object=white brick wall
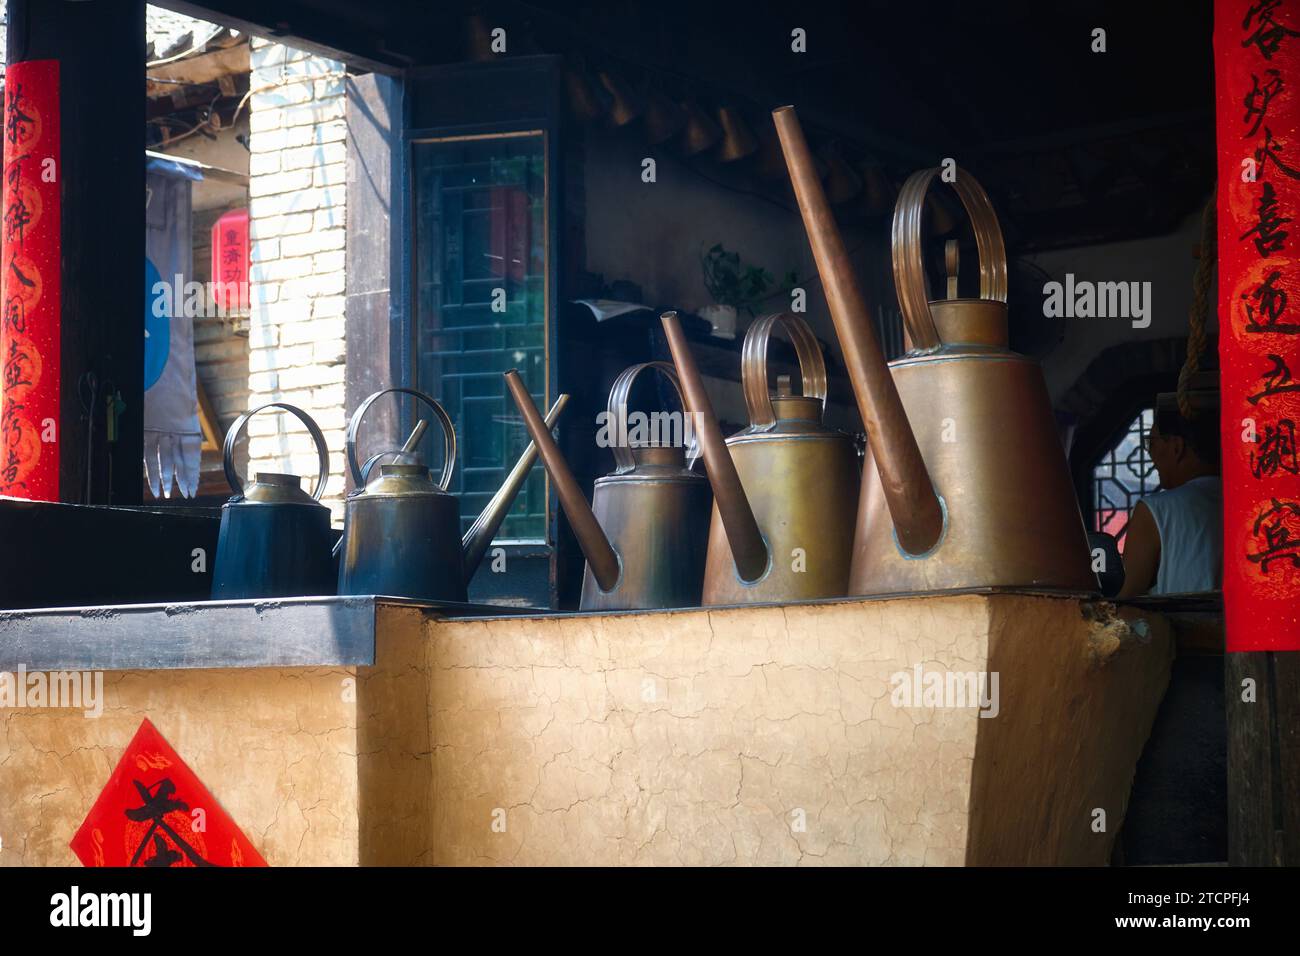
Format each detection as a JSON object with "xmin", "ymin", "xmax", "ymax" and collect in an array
[{"xmin": 246, "ymin": 38, "xmax": 349, "ymax": 524}]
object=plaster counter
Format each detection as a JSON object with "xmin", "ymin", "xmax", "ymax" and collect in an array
[{"xmin": 0, "ymin": 591, "xmax": 1173, "ymax": 866}]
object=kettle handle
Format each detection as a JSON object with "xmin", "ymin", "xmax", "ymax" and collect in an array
[
  {"xmin": 740, "ymin": 312, "xmax": 828, "ymax": 430},
  {"xmin": 346, "ymin": 387, "xmax": 457, "ymax": 490},
  {"xmin": 891, "ymin": 167, "xmax": 1007, "ymax": 352},
  {"xmin": 222, "ymin": 402, "xmax": 330, "ymax": 500},
  {"xmin": 606, "ymin": 361, "xmax": 698, "ymax": 473}
]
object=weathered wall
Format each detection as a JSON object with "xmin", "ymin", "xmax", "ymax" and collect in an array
[
  {"xmin": 967, "ymin": 598, "xmax": 1175, "ymax": 864},
  {"xmin": 0, "ymin": 667, "xmax": 359, "ymax": 866},
  {"xmin": 0, "ymin": 595, "xmax": 1173, "ymax": 867},
  {"xmin": 416, "ymin": 597, "xmax": 987, "ymax": 865}
]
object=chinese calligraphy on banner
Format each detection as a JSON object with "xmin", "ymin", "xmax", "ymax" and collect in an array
[
  {"xmin": 70, "ymin": 718, "xmax": 267, "ymax": 867},
  {"xmin": 1217, "ymin": 0, "xmax": 1300, "ymax": 650},
  {"xmin": 0, "ymin": 60, "xmax": 61, "ymax": 501},
  {"xmin": 210, "ymin": 206, "xmax": 248, "ymax": 312}
]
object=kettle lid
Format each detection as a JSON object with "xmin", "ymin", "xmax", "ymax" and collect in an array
[
  {"xmin": 240, "ymin": 472, "xmax": 322, "ymax": 506},
  {"xmin": 358, "ymin": 461, "xmax": 447, "ymax": 497}
]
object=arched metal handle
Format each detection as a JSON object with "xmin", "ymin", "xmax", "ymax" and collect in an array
[
  {"xmin": 741, "ymin": 312, "xmax": 828, "ymax": 430},
  {"xmin": 606, "ymin": 361, "xmax": 697, "ymax": 472},
  {"xmin": 222, "ymin": 402, "xmax": 330, "ymax": 499},
  {"xmin": 891, "ymin": 167, "xmax": 1007, "ymax": 352},
  {"xmin": 346, "ymin": 387, "xmax": 457, "ymax": 490}
]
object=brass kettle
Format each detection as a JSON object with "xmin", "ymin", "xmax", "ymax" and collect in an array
[
  {"xmin": 661, "ymin": 310, "xmax": 861, "ymax": 604},
  {"xmin": 337, "ymin": 386, "xmax": 567, "ymax": 603},
  {"xmin": 773, "ymin": 105, "xmax": 1096, "ymax": 594},
  {"xmin": 211, "ymin": 402, "xmax": 336, "ymax": 599},
  {"xmin": 505, "ymin": 364, "xmax": 712, "ymax": 610}
]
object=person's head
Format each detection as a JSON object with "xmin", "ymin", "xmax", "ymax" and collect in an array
[{"xmin": 1148, "ymin": 406, "xmax": 1220, "ymax": 488}]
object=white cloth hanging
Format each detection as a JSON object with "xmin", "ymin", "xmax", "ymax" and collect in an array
[{"xmin": 144, "ymin": 160, "xmax": 203, "ymax": 498}]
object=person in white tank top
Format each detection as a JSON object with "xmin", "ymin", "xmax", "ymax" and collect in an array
[{"xmin": 1118, "ymin": 405, "xmax": 1221, "ymax": 597}]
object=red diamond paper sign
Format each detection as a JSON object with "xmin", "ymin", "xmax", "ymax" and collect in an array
[{"xmin": 70, "ymin": 718, "xmax": 266, "ymax": 867}]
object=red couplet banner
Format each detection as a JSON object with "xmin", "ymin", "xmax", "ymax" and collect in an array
[
  {"xmin": 1216, "ymin": 0, "xmax": 1300, "ymax": 650},
  {"xmin": 0, "ymin": 60, "xmax": 61, "ymax": 501}
]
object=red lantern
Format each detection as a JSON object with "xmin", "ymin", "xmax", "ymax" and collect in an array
[{"xmin": 211, "ymin": 207, "xmax": 249, "ymax": 312}]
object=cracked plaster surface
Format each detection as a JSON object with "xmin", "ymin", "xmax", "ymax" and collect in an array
[
  {"xmin": 417, "ymin": 596, "xmax": 991, "ymax": 866},
  {"xmin": 0, "ymin": 667, "xmax": 359, "ymax": 866},
  {"xmin": 0, "ymin": 595, "xmax": 1171, "ymax": 867}
]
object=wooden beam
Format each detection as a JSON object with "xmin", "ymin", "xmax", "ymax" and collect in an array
[{"xmin": 155, "ymin": 0, "xmax": 412, "ymax": 75}]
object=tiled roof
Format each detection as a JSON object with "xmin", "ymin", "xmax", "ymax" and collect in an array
[{"xmin": 146, "ymin": 5, "xmax": 229, "ymax": 63}]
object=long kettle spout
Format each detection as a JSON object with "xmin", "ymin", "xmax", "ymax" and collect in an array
[
  {"xmin": 503, "ymin": 371, "xmax": 620, "ymax": 591},
  {"xmin": 772, "ymin": 105, "xmax": 944, "ymax": 556},
  {"xmin": 461, "ymin": 390, "xmax": 571, "ymax": 584},
  {"xmin": 660, "ymin": 311, "xmax": 768, "ymax": 582}
]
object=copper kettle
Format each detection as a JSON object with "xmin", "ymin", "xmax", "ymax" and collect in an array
[
  {"xmin": 773, "ymin": 105, "xmax": 1096, "ymax": 594},
  {"xmin": 660, "ymin": 310, "xmax": 861, "ymax": 604},
  {"xmin": 504, "ymin": 364, "xmax": 712, "ymax": 610},
  {"xmin": 337, "ymin": 386, "xmax": 567, "ymax": 602}
]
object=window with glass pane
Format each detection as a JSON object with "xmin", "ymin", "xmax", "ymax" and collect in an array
[
  {"xmin": 412, "ymin": 132, "xmax": 548, "ymax": 541},
  {"xmin": 1092, "ymin": 407, "xmax": 1159, "ymax": 549}
]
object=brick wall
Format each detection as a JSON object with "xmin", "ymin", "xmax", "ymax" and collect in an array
[{"xmin": 245, "ymin": 37, "xmax": 349, "ymax": 523}]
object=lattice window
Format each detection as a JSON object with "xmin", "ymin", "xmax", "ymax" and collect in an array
[
  {"xmin": 412, "ymin": 131, "xmax": 549, "ymax": 542},
  {"xmin": 1092, "ymin": 407, "xmax": 1159, "ymax": 548}
]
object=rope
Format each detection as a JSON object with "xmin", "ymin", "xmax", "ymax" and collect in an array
[{"xmin": 1178, "ymin": 186, "xmax": 1216, "ymax": 420}]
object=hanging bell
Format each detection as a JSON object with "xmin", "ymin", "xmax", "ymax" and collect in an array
[
  {"xmin": 859, "ymin": 163, "xmax": 894, "ymax": 216},
  {"xmin": 822, "ymin": 143, "xmax": 863, "ymax": 204},
  {"xmin": 715, "ymin": 106, "xmax": 758, "ymax": 163},
  {"xmin": 643, "ymin": 88, "xmax": 687, "ymax": 145},
  {"xmin": 599, "ymin": 72, "xmax": 643, "ymax": 127},
  {"xmin": 565, "ymin": 66, "xmax": 604, "ymax": 124},
  {"xmin": 680, "ymin": 100, "xmax": 722, "ymax": 156}
]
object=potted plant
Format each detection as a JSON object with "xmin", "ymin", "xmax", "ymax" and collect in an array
[{"xmin": 699, "ymin": 243, "xmax": 797, "ymax": 339}]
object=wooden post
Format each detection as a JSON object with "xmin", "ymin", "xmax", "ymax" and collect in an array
[
  {"xmin": 7, "ymin": 0, "xmax": 145, "ymax": 504},
  {"xmin": 343, "ymin": 73, "xmax": 400, "ymax": 487},
  {"xmin": 1226, "ymin": 652, "xmax": 1300, "ymax": 864}
]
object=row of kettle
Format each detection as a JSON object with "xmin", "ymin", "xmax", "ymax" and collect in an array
[
  {"xmin": 511, "ymin": 105, "xmax": 1099, "ymax": 609},
  {"xmin": 209, "ymin": 385, "xmax": 567, "ymax": 602},
  {"xmin": 212, "ymin": 104, "xmax": 1099, "ymax": 609}
]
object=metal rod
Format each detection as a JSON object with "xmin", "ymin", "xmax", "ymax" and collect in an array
[
  {"xmin": 461, "ymin": 392, "xmax": 570, "ymax": 582},
  {"xmin": 400, "ymin": 418, "xmax": 428, "ymax": 457},
  {"xmin": 772, "ymin": 105, "xmax": 944, "ymax": 555},
  {"xmin": 503, "ymin": 371, "xmax": 620, "ymax": 592},
  {"xmin": 660, "ymin": 311, "xmax": 768, "ymax": 582}
]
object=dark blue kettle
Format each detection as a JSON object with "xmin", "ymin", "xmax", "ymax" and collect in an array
[{"xmin": 211, "ymin": 402, "xmax": 336, "ymax": 599}]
